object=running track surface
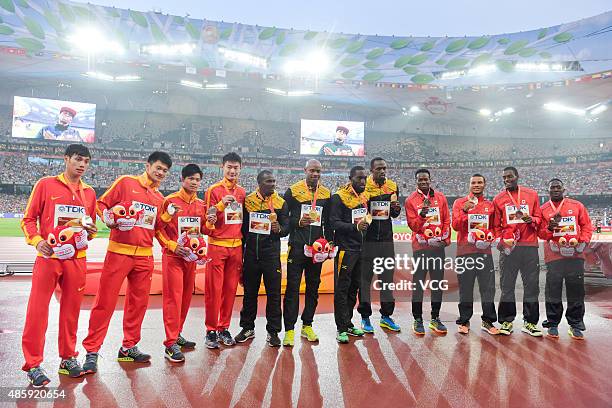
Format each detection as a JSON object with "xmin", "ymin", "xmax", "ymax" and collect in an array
[{"xmin": 1, "ymin": 238, "xmax": 612, "ymax": 407}]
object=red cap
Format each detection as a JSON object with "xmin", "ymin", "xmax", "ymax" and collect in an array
[
  {"xmin": 60, "ymin": 107, "xmax": 77, "ymax": 117},
  {"xmin": 336, "ymin": 125, "xmax": 349, "ymax": 134}
]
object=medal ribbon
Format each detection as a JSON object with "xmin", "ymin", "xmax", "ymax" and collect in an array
[
  {"xmin": 506, "ymin": 187, "xmax": 522, "ymax": 212},
  {"xmin": 548, "ymin": 198, "xmax": 565, "ymax": 217},
  {"xmin": 416, "ymin": 187, "xmax": 431, "ymax": 205},
  {"xmin": 64, "ymin": 174, "xmax": 87, "ymax": 209},
  {"xmin": 256, "ymin": 189, "xmax": 275, "ymax": 213},
  {"xmin": 305, "ymin": 180, "xmax": 320, "ymax": 211},
  {"xmin": 349, "ymin": 184, "xmax": 368, "ymax": 210},
  {"xmin": 222, "ymin": 178, "xmax": 237, "ymax": 196}
]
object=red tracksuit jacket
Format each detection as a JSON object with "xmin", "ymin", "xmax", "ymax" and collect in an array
[
  {"xmin": 492, "ymin": 186, "xmax": 542, "ymax": 246},
  {"xmin": 452, "ymin": 195, "xmax": 496, "ymax": 256},
  {"xmin": 538, "ymin": 198, "xmax": 593, "ymax": 263},
  {"xmin": 97, "ymin": 172, "xmax": 171, "ymax": 256},
  {"xmin": 404, "ymin": 189, "xmax": 451, "ymax": 252},
  {"xmin": 204, "ymin": 178, "xmax": 246, "ymax": 247},
  {"xmin": 157, "ymin": 188, "xmax": 207, "ymax": 255},
  {"xmin": 21, "ymin": 173, "xmax": 97, "ymax": 258}
]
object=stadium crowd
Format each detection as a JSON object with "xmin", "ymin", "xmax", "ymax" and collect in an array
[
  {"xmin": 1, "ymin": 153, "xmax": 610, "ymax": 195},
  {"xmin": 0, "ymin": 153, "xmax": 610, "ymax": 225}
]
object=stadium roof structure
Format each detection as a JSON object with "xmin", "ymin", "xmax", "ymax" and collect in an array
[{"xmin": 0, "ymin": 0, "xmax": 610, "ymax": 87}]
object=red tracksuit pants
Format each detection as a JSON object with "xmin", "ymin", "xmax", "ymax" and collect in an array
[
  {"xmin": 162, "ymin": 254, "xmax": 196, "ymax": 347},
  {"xmin": 22, "ymin": 257, "xmax": 87, "ymax": 371},
  {"xmin": 205, "ymin": 244, "xmax": 242, "ymax": 331},
  {"xmin": 82, "ymin": 252, "xmax": 153, "ymax": 352}
]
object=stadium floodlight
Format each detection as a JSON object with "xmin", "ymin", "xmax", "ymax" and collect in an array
[
  {"xmin": 502, "ymin": 107, "xmax": 515, "ymax": 114},
  {"xmin": 479, "ymin": 109, "xmax": 491, "ymax": 116},
  {"xmin": 205, "ymin": 83, "xmax": 228, "ymax": 89},
  {"xmin": 265, "ymin": 87, "xmax": 287, "ymax": 96},
  {"xmin": 218, "ymin": 47, "xmax": 267, "ymax": 69},
  {"xmin": 142, "ymin": 43, "xmax": 196, "ymax": 56},
  {"xmin": 287, "ymin": 90, "xmax": 314, "ymax": 97},
  {"xmin": 84, "ymin": 71, "xmax": 114, "ymax": 81},
  {"xmin": 543, "ymin": 103, "xmax": 585, "ymax": 116},
  {"xmin": 114, "ymin": 75, "xmax": 142, "ymax": 82},
  {"xmin": 439, "ymin": 71, "xmax": 463, "ymax": 80},
  {"xmin": 180, "ymin": 79, "xmax": 204, "ymax": 89},
  {"xmin": 283, "ymin": 50, "xmax": 330, "ymax": 75},
  {"xmin": 68, "ymin": 27, "xmax": 124, "ymax": 55},
  {"xmin": 589, "ymin": 104, "xmax": 608, "ymax": 116},
  {"xmin": 469, "ymin": 64, "xmax": 497, "ymax": 76},
  {"xmin": 410, "ymin": 106, "xmax": 420, "ymax": 113},
  {"xmin": 516, "ymin": 62, "xmax": 574, "ymax": 72}
]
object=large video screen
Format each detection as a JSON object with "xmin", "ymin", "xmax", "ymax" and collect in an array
[
  {"xmin": 300, "ymin": 119, "xmax": 365, "ymax": 156},
  {"xmin": 12, "ymin": 96, "xmax": 96, "ymax": 143}
]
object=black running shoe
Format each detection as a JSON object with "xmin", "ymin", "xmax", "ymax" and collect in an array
[
  {"xmin": 235, "ymin": 328, "xmax": 256, "ymax": 343},
  {"xmin": 27, "ymin": 367, "xmax": 50, "ymax": 388},
  {"xmin": 117, "ymin": 346, "xmax": 151, "ymax": 363},
  {"xmin": 58, "ymin": 357, "xmax": 85, "ymax": 378},
  {"xmin": 205, "ymin": 330, "xmax": 219, "ymax": 349},
  {"xmin": 177, "ymin": 334, "xmax": 196, "ymax": 349},
  {"xmin": 218, "ymin": 329, "xmax": 236, "ymax": 346},
  {"xmin": 266, "ymin": 332, "xmax": 281, "ymax": 347},
  {"xmin": 164, "ymin": 343, "xmax": 185, "ymax": 362},
  {"xmin": 83, "ymin": 352, "xmax": 98, "ymax": 374}
]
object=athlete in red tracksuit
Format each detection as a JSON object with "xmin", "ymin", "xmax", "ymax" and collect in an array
[
  {"xmin": 451, "ymin": 174, "xmax": 499, "ymax": 335},
  {"xmin": 156, "ymin": 164, "xmax": 208, "ymax": 362},
  {"xmin": 404, "ymin": 168, "xmax": 451, "ymax": 335},
  {"xmin": 20, "ymin": 144, "xmax": 97, "ymax": 387},
  {"xmin": 538, "ymin": 178, "xmax": 592, "ymax": 339},
  {"xmin": 82, "ymin": 152, "xmax": 174, "ymax": 373},
  {"xmin": 492, "ymin": 166, "xmax": 543, "ymax": 336},
  {"xmin": 203, "ymin": 152, "xmax": 246, "ymax": 349}
]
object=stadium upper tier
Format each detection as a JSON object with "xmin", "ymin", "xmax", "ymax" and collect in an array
[
  {"xmin": 0, "ymin": 0, "xmax": 610, "ymax": 87},
  {"xmin": 1, "ymin": 108, "xmax": 609, "ymax": 162}
]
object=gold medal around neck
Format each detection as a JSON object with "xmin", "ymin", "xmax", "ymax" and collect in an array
[
  {"xmin": 308, "ymin": 209, "xmax": 318, "ymax": 219},
  {"xmin": 364, "ymin": 214, "xmax": 373, "ymax": 224},
  {"xmin": 268, "ymin": 212, "xmax": 277, "ymax": 222}
]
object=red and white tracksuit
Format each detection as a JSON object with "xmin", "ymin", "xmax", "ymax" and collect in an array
[
  {"xmin": 83, "ymin": 173, "xmax": 171, "ymax": 353},
  {"xmin": 492, "ymin": 186, "xmax": 543, "ymax": 247},
  {"xmin": 452, "ymin": 195, "xmax": 496, "ymax": 256},
  {"xmin": 538, "ymin": 198, "xmax": 593, "ymax": 263},
  {"xmin": 156, "ymin": 188, "xmax": 206, "ymax": 347},
  {"xmin": 203, "ymin": 178, "xmax": 246, "ymax": 331},
  {"xmin": 404, "ymin": 189, "xmax": 451, "ymax": 252},
  {"xmin": 20, "ymin": 173, "xmax": 97, "ymax": 371}
]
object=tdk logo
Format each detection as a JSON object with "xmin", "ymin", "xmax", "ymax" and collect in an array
[
  {"xmin": 180, "ymin": 217, "xmax": 200, "ymax": 223},
  {"xmin": 134, "ymin": 202, "xmax": 156, "ymax": 212},
  {"xmin": 58, "ymin": 205, "xmax": 85, "ymax": 214},
  {"xmin": 472, "ymin": 214, "xmax": 488, "ymax": 220}
]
